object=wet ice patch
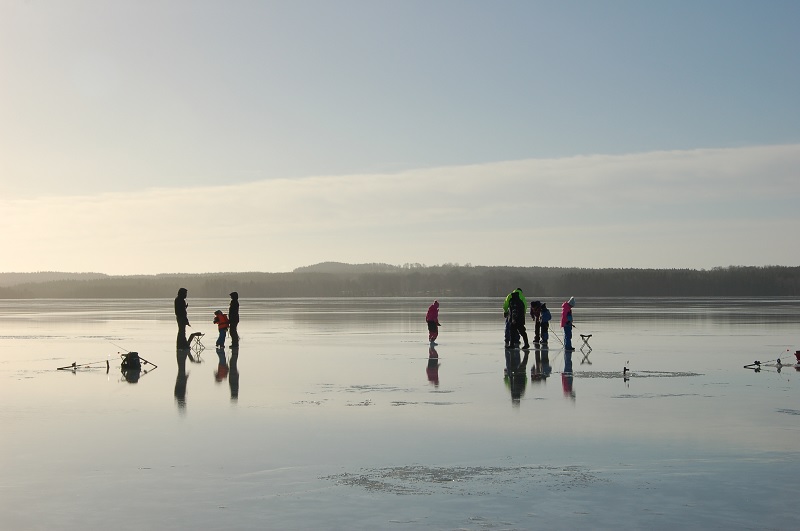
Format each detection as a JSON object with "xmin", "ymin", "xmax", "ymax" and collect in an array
[
  {"xmin": 612, "ymin": 393, "xmax": 706, "ymax": 399},
  {"xmin": 577, "ymin": 370, "xmax": 702, "ymax": 379},
  {"xmin": 390, "ymin": 401, "xmax": 461, "ymax": 406},
  {"xmin": 346, "ymin": 399, "xmax": 373, "ymax": 407},
  {"xmin": 323, "ymin": 464, "xmax": 605, "ymax": 495},
  {"xmin": 293, "ymin": 400, "xmax": 328, "ymax": 406}
]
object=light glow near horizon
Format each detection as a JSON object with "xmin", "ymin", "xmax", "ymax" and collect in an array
[{"xmin": 1, "ymin": 1, "xmax": 798, "ymax": 275}]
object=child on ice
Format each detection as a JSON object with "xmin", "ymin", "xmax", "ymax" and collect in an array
[{"xmin": 213, "ymin": 310, "xmax": 229, "ymax": 348}]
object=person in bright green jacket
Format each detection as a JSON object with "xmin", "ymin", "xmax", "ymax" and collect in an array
[{"xmin": 503, "ymin": 288, "xmax": 528, "ymax": 348}]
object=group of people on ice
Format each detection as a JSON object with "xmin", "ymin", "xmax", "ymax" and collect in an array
[
  {"xmin": 424, "ymin": 289, "xmax": 576, "ymax": 350},
  {"xmin": 174, "ymin": 288, "xmax": 240, "ymax": 350},
  {"xmin": 503, "ymin": 288, "xmax": 574, "ymax": 350}
]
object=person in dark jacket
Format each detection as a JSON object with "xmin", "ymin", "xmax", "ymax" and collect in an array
[
  {"xmin": 508, "ymin": 290, "xmax": 530, "ymax": 349},
  {"xmin": 503, "ymin": 288, "xmax": 527, "ymax": 347},
  {"xmin": 228, "ymin": 292, "xmax": 240, "ymax": 348},
  {"xmin": 174, "ymin": 288, "xmax": 190, "ymax": 349},
  {"xmin": 539, "ymin": 303, "xmax": 552, "ymax": 344},
  {"xmin": 530, "ymin": 300, "xmax": 542, "ymax": 343}
]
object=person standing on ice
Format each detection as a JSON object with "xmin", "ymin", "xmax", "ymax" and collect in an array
[
  {"xmin": 213, "ymin": 310, "xmax": 229, "ymax": 349},
  {"xmin": 174, "ymin": 287, "xmax": 191, "ymax": 349},
  {"xmin": 503, "ymin": 288, "xmax": 527, "ymax": 347},
  {"xmin": 561, "ymin": 296, "xmax": 575, "ymax": 351},
  {"xmin": 508, "ymin": 290, "xmax": 530, "ymax": 349},
  {"xmin": 530, "ymin": 300, "xmax": 542, "ymax": 343},
  {"xmin": 539, "ymin": 303, "xmax": 552, "ymax": 344},
  {"xmin": 426, "ymin": 300, "xmax": 441, "ymax": 345},
  {"xmin": 228, "ymin": 292, "xmax": 240, "ymax": 348}
]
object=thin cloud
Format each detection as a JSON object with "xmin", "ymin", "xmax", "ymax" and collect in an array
[{"xmin": 1, "ymin": 144, "xmax": 798, "ymax": 274}]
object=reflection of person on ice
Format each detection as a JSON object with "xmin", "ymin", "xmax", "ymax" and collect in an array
[
  {"xmin": 561, "ymin": 296, "xmax": 575, "ymax": 350},
  {"xmin": 426, "ymin": 300, "xmax": 441, "ymax": 345}
]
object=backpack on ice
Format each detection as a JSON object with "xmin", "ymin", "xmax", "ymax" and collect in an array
[{"xmin": 120, "ymin": 352, "xmax": 141, "ymax": 371}]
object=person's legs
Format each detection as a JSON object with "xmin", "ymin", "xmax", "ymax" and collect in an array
[
  {"xmin": 229, "ymin": 322, "xmax": 239, "ymax": 347},
  {"xmin": 177, "ymin": 324, "xmax": 189, "ymax": 349},
  {"xmin": 217, "ymin": 329, "xmax": 227, "ymax": 347},
  {"xmin": 518, "ymin": 324, "xmax": 529, "ymax": 348},
  {"xmin": 564, "ymin": 325, "xmax": 573, "ymax": 350},
  {"xmin": 541, "ymin": 322, "xmax": 549, "ymax": 343},
  {"xmin": 509, "ymin": 321, "xmax": 520, "ymax": 346},
  {"xmin": 427, "ymin": 321, "xmax": 438, "ymax": 343},
  {"xmin": 534, "ymin": 320, "xmax": 541, "ymax": 343}
]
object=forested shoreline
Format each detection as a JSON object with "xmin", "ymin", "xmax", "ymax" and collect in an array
[{"xmin": 1, "ymin": 264, "xmax": 799, "ymax": 298}]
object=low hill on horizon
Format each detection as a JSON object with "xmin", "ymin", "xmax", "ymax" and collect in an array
[{"xmin": 292, "ymin": 261, "xmax": 402, "ymax": 274}]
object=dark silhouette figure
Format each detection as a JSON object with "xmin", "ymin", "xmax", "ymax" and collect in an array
[
  {"xmin": 503, "ymin": 288, "xmax": 526, "ymax": 347},
  {"xmin": 228, "ymin": 292, "xmax": 240, "ymax": 348},
  {"xmin": 426, "ymin": 345, "xmax": 440, "ymax": 387},
  {"xmin": 175, "ymin": 349, "xmax": 189, "ymax": 412},
  {"xmin": 174, "ymin": 288, "xmax": 191, "ymax": 349},
  {"xmin": 229, "ymin": 347, "xmax": 239, "ymax": 401},
  {"xmin": 530, "ymin": 300, "xmax": 542, "ymax": 343},
  {"xmin": 508, "ymin": 290, "xmax": 530, "ymax": 349}
]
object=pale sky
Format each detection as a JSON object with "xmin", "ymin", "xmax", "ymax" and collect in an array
[{"xmin": 1, "ymin": 1, "xmax": 798, "ymax": 274}]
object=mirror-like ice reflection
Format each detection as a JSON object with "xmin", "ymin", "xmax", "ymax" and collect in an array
[{"xmin": 0, "ymin": 297, "xmax": 798, "ymax": 530}]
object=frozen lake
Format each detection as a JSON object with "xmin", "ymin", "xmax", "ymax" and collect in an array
[{"xmin": 1, "ymin": 297, "xmax": 799, "ymax": 530}]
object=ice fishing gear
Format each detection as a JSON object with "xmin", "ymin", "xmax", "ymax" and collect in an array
[
  {"xmin": 57, "ymin": 360, "xmax": 110, "ymax": 372},
  {"xmin": 580, "ymin": 334, "xmax": 593, "ymax": 349},
  {"xmin": 188, "ymin": 331, "xmax": 205, "ymax": 353},
  {"xmin": 743, "ymin": 349, "xmax": 797, "ymax": 371},
  {"xmin": 550, "ymin": 329, "xmax": 565, "ymax": 347},
  {"xmin": 119, "ymin": 351, "xmax": 158, "ymax": 383},
  {"xmin": 119, "ymin": 352, "xmax": 158, "ymax": 370}
]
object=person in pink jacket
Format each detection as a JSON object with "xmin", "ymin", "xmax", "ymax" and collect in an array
[
  {"xmin": 561, "ymin": 296, "xmax": 575, "ymax": 350},
  {"xmin": 426, "ymin": 300, "xmax": 441, "ymax": 345}
]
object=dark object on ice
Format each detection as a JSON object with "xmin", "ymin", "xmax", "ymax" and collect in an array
[
  {"xmin": 121, "ymin": 352, "xmax": 142, "ymax": 371},
  {"xmin": 580, "ymin": 334, "xmax": 592, "ymax": 349},
  {"xmin": 188, "ymin": 331, "xmax": 205, "ymax": 353},
  {"xmin": 120, "ymin": 352, "xmax": 158, "ymax": 383},
  {"xmin": 57, "ymin": 360, "xmax": 110, "ymax": 372}
]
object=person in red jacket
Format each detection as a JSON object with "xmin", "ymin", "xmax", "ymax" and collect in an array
[
  {"xmin": 213, "ymin": 310, "xmax": 229, "ymax": 349},
  {"xmin": 425, "ymin": 300, "xmax": 441, "ymax": 345}
]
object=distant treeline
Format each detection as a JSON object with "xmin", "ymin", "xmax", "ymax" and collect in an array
[{"xmin": 1, "ymin": 263, "xmax": 799, "ymax": 298}]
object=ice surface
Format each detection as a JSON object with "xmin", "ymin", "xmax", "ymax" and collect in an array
[{"xmin": 0, "ymin": 297, "xmax": 798, "ymax": 530}]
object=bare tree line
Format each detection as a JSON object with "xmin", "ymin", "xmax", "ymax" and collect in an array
[{"xmin": 1, "ymin": 264, "xmax": 799, "ymax": 298}]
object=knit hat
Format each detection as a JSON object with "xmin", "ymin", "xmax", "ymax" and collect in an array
[{"xmin": 568, "ymin": 296, "xmax": 575, "ymax": 307}]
